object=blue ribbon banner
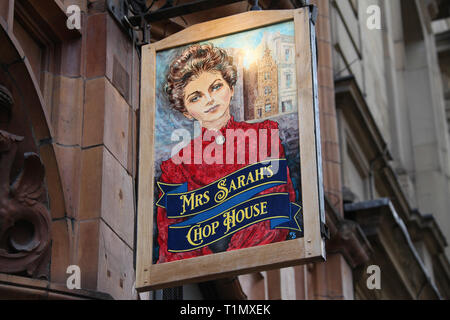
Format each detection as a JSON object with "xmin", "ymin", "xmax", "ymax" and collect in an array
[{"xmin": 157, "ymin": 159, "xmax": 302, "ymax": 252}]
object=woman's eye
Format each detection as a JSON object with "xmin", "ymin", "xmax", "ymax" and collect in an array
[
  {"xmin": 189, "ymin": 96, "xmax": 200, "ymax": 103},
  {"xmin": 211, "ymin": 83, "xmax": 223, "ymax": 91}
]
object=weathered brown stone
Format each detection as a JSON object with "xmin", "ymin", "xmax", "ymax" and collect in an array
[
  {"xmin": 320, "ymin": 113, "xmax": 339, "ymax": 145},
  {"xmin": 51, "ymin": 76, "xmax": 83, "ymax": 146},
  {"xmin": 266, "ymin": 270, "xmax": 282, "ymax": 300},
  {"xmin": 61, "ymin": 38, "xmax": 82, "ymax": 77},
  {"xmin": 85, "ymin": 13, "xmax": 107, "ymax": 78},
  {"xmin": 324, "ymin": 141, "xmax": 341, "ymax": 164},
  {"xmin": 97, "ymin": 220, "xmax": 136, "ymax": 300},
  {"xmin": 311, "ymin": 0, "xmax": 330, "ymax": 18},
  {"xmin": 50, "ymin": 219, "xmax": 73, "ymax": 283},
  {"xmin": 103, "ymin": 79, "xmax": 130, "ymax": 169},
  {"xmin": 106, "ymin": 14, "xmax": 133, "ymax": 105},
  {"xmin": 83, "ymin": 77, "xmax": 130, "ymax": 168},
  {"xmin": 101, "ymin": 148, "xmax": 134, "ymax": 247},
  {"xmin": 112, "ymin": 55, "xmax": 130, "ymax": 102},
  {"xmin": 316, "ymin": 14, "xmax": 331, "ymax": 43},
  {"xmin": 294, "ymin": 266, "xmax": 307, "ymax": 300},
  {"xmin": 317, "ymin": 39, "xmax": 333, "ymax": 69},
  {"xmin": 39, "ymin": 143, "xmax": 65, "ymax": 219},
  {"xmin": 6, "ymin": 62, "xmax": 51, "ymax": 141},
  {"xmin": 54, "ymin": 145, "xmax": 81, "ymax": 219},
  {"xmin": 41, "ymin": 72, "xmax": 54, "ymax": 118},
  {"xmin": 238, "ymin": 273, "xmax": 264, "ymax": 300},
  {"xmin": 323, "ymin": 160, "xmax": 341, "ymax": 193},
  {"xmin": 76, "ymin": 219, "xmax": 99, "ymax": 290},
  {"xmin": 78, "ymin": 146, "xmax": 103, "ymax": 220},
  {"xmin": 319, "ymin": 65, "xmax": 334, "ymax": 89},
  {"xmin": 82, "ymin": 77, "xmax": 106, "ymax": 148},
  {"xmin": 319, "ymin": 86, "xmax": 336, "ymax": 116}
]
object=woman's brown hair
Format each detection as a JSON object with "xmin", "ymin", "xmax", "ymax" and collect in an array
[{"xmin": 164, "ymin": 43, "xmax": 237, "ymax": 113}]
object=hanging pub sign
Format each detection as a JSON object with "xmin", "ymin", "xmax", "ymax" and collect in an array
[{"xmin": 136, "ymin": 7, "xmax": 325, "ymax": 291}]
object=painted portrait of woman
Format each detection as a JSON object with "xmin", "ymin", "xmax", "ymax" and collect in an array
[
  {"xmin": 133, "ymin": 12, "xmax": 327, "ymax": 291},
  {"xmin": 155, "ymin": 42, "xmax": 299, "ymax": 263}
]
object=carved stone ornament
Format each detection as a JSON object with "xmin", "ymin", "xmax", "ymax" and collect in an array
[{"xmin": 0, "ymin": 86, "xmax": 52, "ymax": 278}]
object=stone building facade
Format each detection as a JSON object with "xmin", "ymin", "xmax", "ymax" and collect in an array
[{"xmin": 0, "ymin": 0, "xmax": 449, "ymax": 300}]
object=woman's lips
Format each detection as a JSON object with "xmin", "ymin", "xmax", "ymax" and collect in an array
[{"xmin": 204, "ymin": 104, "xmax": 220, "ymax": 113}]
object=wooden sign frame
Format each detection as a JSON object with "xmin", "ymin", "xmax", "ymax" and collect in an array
[{"xmin": 136, "ymin": 8, "xmax": 325, "ymax": 292}]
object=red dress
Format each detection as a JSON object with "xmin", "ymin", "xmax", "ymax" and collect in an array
[{"xmin": 156, "ymin": 116, "xmax": 296, "ymax": 263}]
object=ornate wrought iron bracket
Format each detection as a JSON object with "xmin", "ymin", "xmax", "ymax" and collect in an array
[
  {"xmin": 107, "ymin": 0, "xmax": 273, "ymax": 49},
  {"xmin": 107, "ymin": 0, "xmax": 150, "ymax": 48},
  {"xmin": 249, "ymin": 0, "xmax": 262, "ymax": 11},
  {"xmin": 107, "ymin": 0, "xmax": 317, "ymax": 49}
]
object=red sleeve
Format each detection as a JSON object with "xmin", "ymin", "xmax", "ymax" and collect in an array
[
  {"xmin": 156, "ymin": 159, "xmax": 211, "ymax": 263},
  {"xmin": 227, "ymin": 120, "xmax": 293, "ymax": 251},
  {"xmin": 257, "ymin": 120, "xmax": 296, "ymax": 202}
]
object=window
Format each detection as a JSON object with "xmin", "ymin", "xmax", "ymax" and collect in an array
[
  {"xmin": 257, "ymin": 109, "xmax": 262, "ymax": 118},
  {"xmin": 264, "ymin": 86, "xmax": 272, "ymax": 95},
  {"xmin": 285, "ymin": 48, "xmax": 290, "ymax": 62},
  {"xmin": 282, "ymin": 100, "xmax": 293, "ymax": 113},
  {"xmin": 264, "ymin": 72, "xmax": 270, "ymax": 80},
  {"xmin": 286, "ymin": 73, "xmax": 292, "ymax": 88},
  {"xmin": 265, "ymin": 103, "xmax": 271, "ymax": 112}
]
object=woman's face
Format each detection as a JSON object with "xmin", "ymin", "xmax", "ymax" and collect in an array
[{"xmin": 183, "ymin": 71, "xmax": 234, "ymax": 125}]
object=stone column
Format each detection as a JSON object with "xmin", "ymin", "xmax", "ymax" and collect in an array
[
  {"xmin": 74, "ymin": 3, "xmax": 139, "ymax": 299},
  {"xmin": 302, "ymin": 0, "xmax": 354, "ymax": 300}
]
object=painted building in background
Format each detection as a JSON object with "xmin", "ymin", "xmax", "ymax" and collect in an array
[
  {"xmin": 254, "ymin": 46, "xmax": 279, "ymax": 119},
  {"xmin": 271, "ymin": 31, "xmax": 297, "ymax": 115}
]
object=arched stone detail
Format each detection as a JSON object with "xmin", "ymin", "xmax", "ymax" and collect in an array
[{"xmin": 0, "ymin": 21, "xmax": 63, "ymax": 279}]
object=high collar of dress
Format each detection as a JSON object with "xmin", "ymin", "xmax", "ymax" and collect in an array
[{"xmin": 201, "ymin": 116, "xmax": 236, "ymax": 136}]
